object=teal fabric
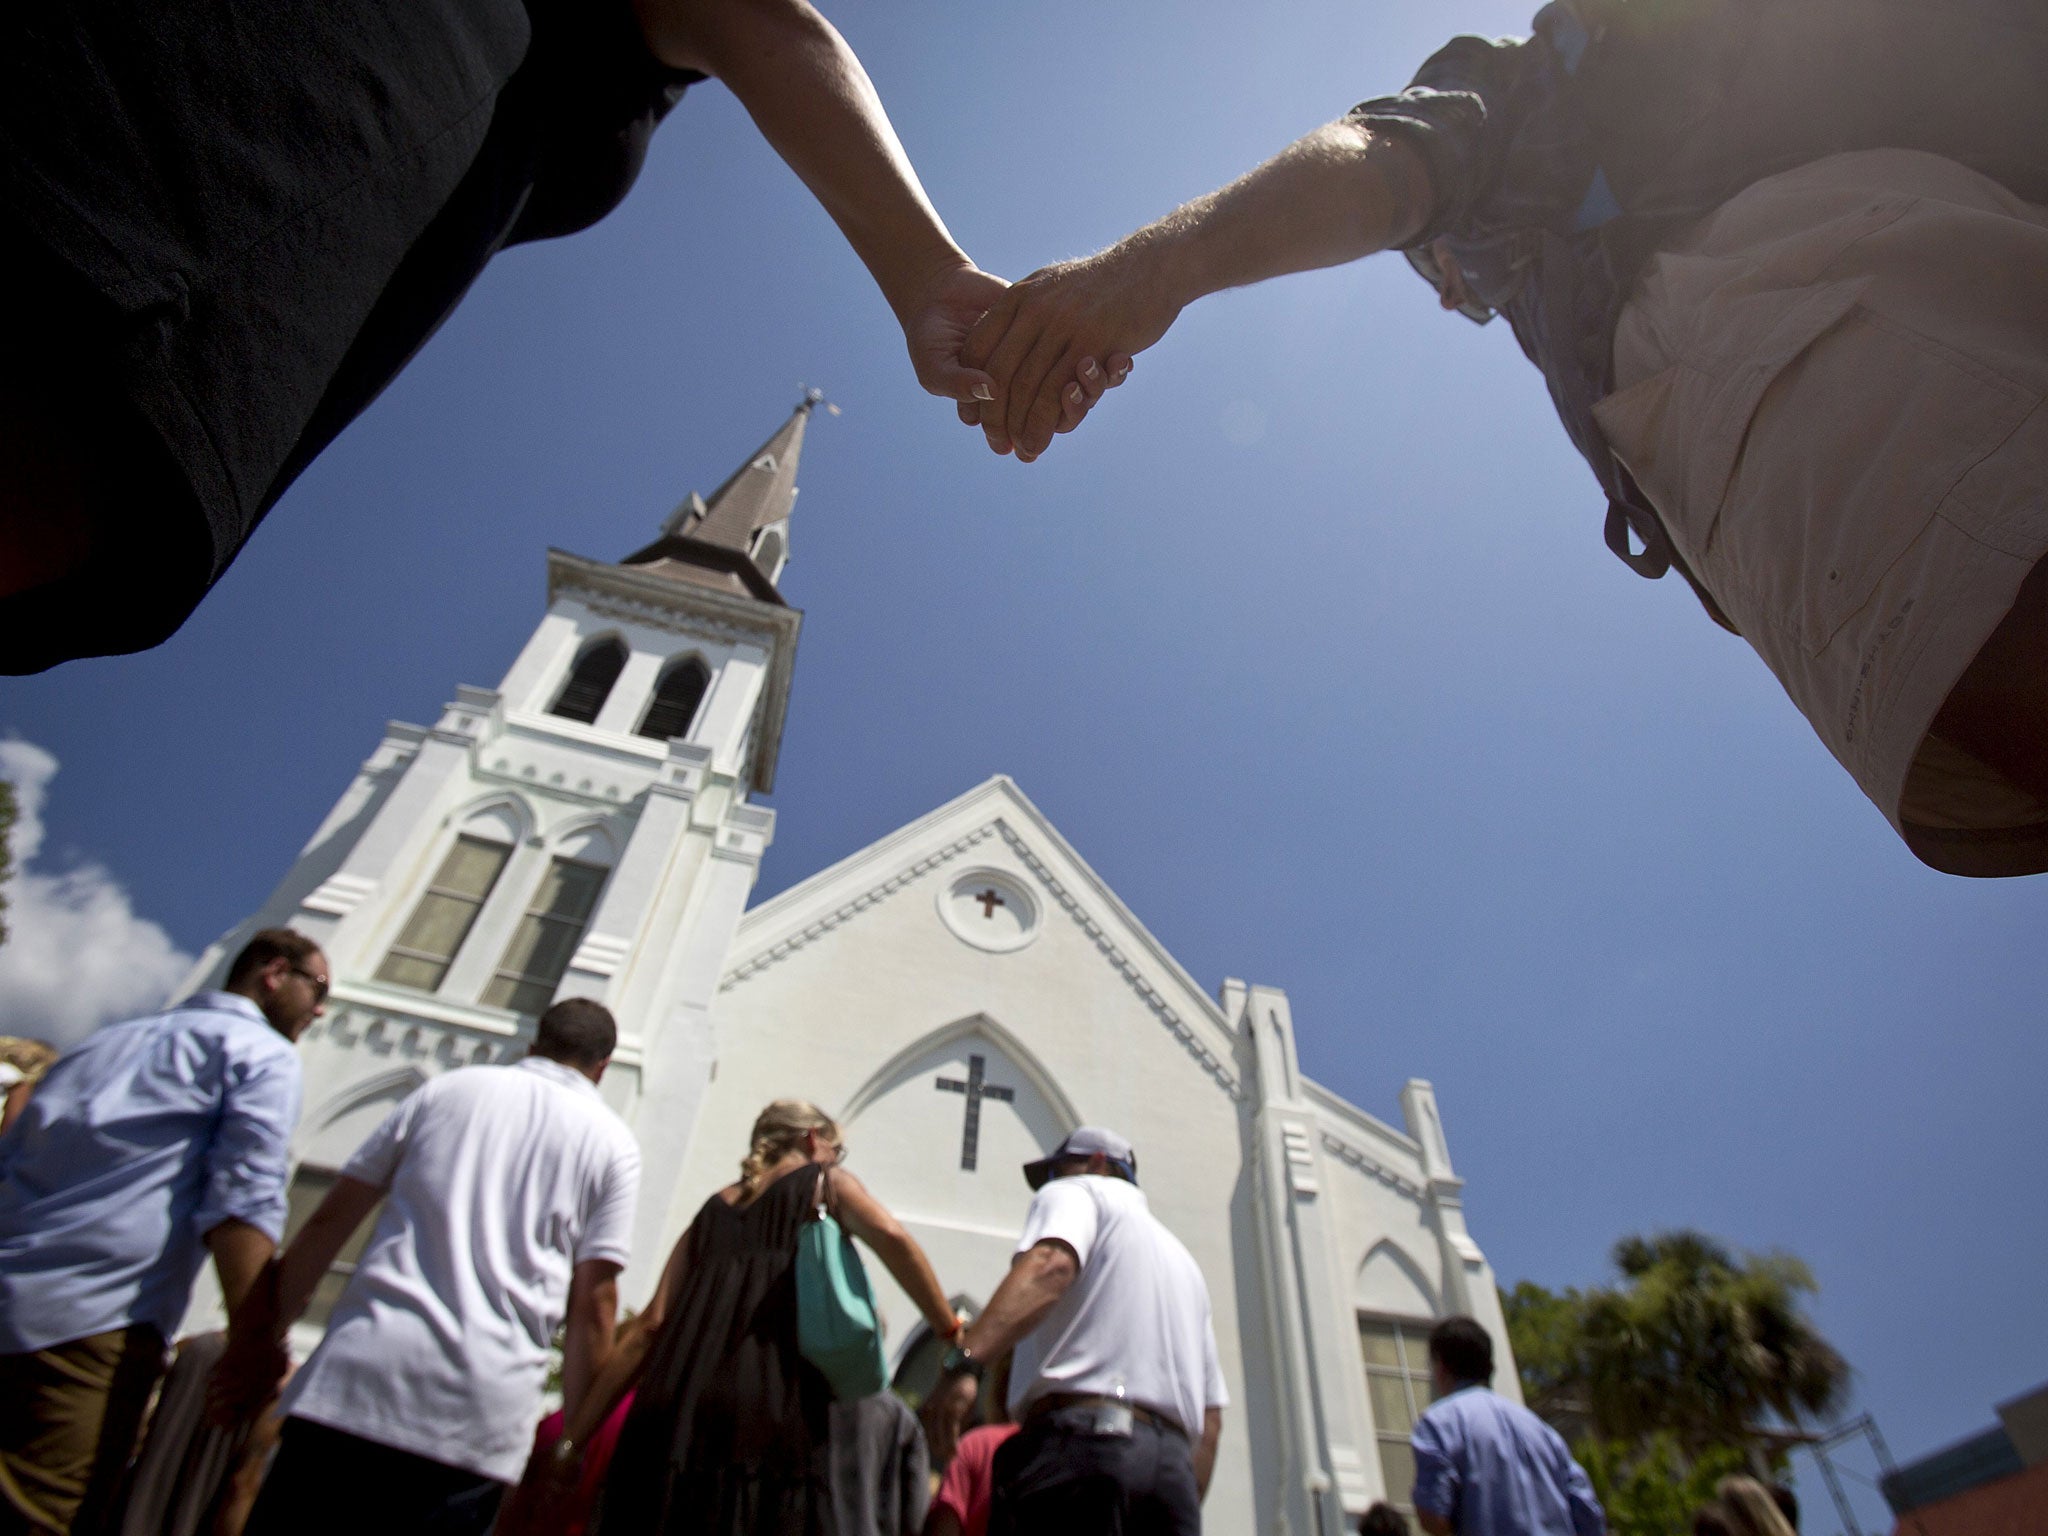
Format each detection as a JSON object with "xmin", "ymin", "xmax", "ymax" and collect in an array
[{"xmin": 796, "ymin": 1201, "xmax": 887, "ymax": 1401}]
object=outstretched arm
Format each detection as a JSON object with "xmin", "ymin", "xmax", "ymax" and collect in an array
[
  {"xmin": 963, "ymin": 121, "xmax": 1433, "ymax": 460},
  {"xmin": 829, "ymin": 1169, "xmax": 959, "ymax": 1336},
  {"xmin": 632, "ymin": 0, "xmax": 999, "ymax": 405}
]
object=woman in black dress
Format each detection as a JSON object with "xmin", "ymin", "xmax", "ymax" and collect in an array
[{"xmin": 548, "ymin": 1099, "xmax": 961, "ymax": 1535}]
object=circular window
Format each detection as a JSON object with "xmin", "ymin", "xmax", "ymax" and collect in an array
[{"xmin": 937, "ymin": 869, "xmax": 1039, "ymax": 953}]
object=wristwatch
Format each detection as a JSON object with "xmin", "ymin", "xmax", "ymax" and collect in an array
[{"xmin": 940, "ymin": 1343, "xmax": 985, "ymax": 1380}]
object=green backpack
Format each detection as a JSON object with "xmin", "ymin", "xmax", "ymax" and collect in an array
[{"xmin": 795, "ymin": 1169, "xmax": 888, "ymax": 1400}]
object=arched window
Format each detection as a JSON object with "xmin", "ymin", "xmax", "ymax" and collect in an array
[
  {"xmin": 550, "ymin": 638, "xmax": 627, "ymax": 724},
  {"xmin": 481, "ymin": 855, "xmax": 611, "ymax": 1016},
  {"xmin": 375, "ymin": 832, "xmax": 512, "ymax": 993},
  {"xmin": 1359, "ymin": 1313, "xmax": 1440, "ymax": 1515},
  {"xmin": 636, "ymin": 657, "xmax": 711, "ymax": 742}
]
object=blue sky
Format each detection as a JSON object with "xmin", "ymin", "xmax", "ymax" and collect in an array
[{"xmin": 5, "ymin": 1, "xmax": 2043, "ymax": 1523}]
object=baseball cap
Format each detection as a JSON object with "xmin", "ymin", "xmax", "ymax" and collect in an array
[{"xmin": 1023, "ymin": 1127, "xmax": 1138, "ymax": 1190}]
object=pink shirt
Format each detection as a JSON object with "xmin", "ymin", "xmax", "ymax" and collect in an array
[{"xmin": 931, "ymin": 1424, "xmax": 1020, "ymax": 1536}]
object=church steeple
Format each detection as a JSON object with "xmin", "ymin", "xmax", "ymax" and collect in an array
[{"xmin": 620, "ymin": 392, "xmax": 819, "ymax": 602}]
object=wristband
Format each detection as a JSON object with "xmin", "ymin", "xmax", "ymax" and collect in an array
[{"xmin": 940, "ymin": 1343, "xmax": 984, "ymax": 1380}]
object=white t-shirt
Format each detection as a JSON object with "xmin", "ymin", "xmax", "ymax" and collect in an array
[
  {"xmin": 282, "ymin": 1057, "xmax": 640, "ymax": 1482},
  {"xmin": 1007, "ymin": 1175, "xmax": 1228, "ymax": 1438}
]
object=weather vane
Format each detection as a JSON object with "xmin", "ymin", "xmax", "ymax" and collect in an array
[{"xmin": 796, "ymin": 382, "xmax": 843, "ymax": 417}]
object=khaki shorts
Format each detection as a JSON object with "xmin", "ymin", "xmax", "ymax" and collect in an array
[
  {"xmin": 0, "ymin": 1327, "xmax": 167, "ymax": 1535},
  {"xmin": 1594, "ymin": 150, "xmax": 2048, "ymax": 875}
]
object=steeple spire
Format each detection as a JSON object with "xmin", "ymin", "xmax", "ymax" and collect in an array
[{"xmin": 622, "ymin": 393, "xmax": 821, "ymax": 603}]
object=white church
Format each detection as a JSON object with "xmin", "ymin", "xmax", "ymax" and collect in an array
[{"xmin": 185, "ymin": 398, "xmax": 1523, "ymax": 1533}]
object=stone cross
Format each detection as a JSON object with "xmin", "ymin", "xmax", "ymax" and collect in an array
[{"xmin": 935, "ymin": 1053, "xmax": 1015, "ymax": 1171}]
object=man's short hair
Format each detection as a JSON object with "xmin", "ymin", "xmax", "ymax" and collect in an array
[
  {"xmin": 1428, "ymin": 1315, "xmax": 1495, "ymax": 1384},
  {"xmin": 226, "ymin": 928, "xmax": 323, "ymax": 989},
  {"xmin": 1358, "ymin": 1503, "xmax": 1410, "ymax": 1536},
  {"xmin": 533, "ymin": 998, "xmax": 616, "ymax": 1068}
]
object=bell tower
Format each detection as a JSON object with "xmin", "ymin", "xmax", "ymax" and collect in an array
[{"xmin": 187, "ymin": 396, "xmax": 821, "ymax": 1299}]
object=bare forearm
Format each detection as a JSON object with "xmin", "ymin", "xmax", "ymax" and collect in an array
[
  {"xmin": 560, "ymin": 1271, "xmax": 619, "ymax": 1422},
  {"xmin": 1195, "ymin": 1407, "xmax": 1222, "ymax": 1500},
  {"xmin": 205, "ymin": 1220, "xmax": 276, "ymax": 1314},
  {"xmin": 636, "ymin": 0, "xmax": 966, "ymax": 320},
  {"xmin": 960, "ymin": 1245, "xmax": 1077, "ymax": 1363},
  {"xmin": 870, "ymin": 1229, "xmax": 956, "ymax": 1335},
  {"xmin": 271, "ymin": 1177, "xmax": 384, "ymax": 1330},
  {"xmin": 563, "ymin": 1321, "xmax": 651, "ymax": 1447},
  {"xmin": 1130, "ymin": 122, "xmax": 1430, "ymax": 311}
]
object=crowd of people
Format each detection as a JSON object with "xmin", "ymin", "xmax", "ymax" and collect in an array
[
  {"xmin": 1, "ymin": 935, "xmax": 1242, "ymax": 1535},
  {"xmin": 0, "ymin": 928, "xmax": 1836, "ymax": 1536}
]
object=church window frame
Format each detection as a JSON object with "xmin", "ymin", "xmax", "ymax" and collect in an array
[
  {"xmin": 480, "ymin": 854, "xmax": 612, "ymax": 1016},
  {"xmin": 373, "ymin": 832, "xmax": 513, "ymax": 995},
  {"xmin": 635, "ymin": 654, "xmax": 712, "ymax": 743},
  {"xmin": 549, "ymin": 636, "xmax": 628, "ymax": 725},
  {"xmin": 1358, "ymin": 1312, "xmax": 1439, "ymax": 1516},
  {"xmin": 282, "ymin": 1165, "xmax": 386, "ymax": 1332}
]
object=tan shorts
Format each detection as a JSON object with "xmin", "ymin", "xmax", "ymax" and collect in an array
[
  {"xmin": 1593, "ymin": 149, "xmax": 2048, "ymax": 876},
  {"xmin": 0, "ymin": 1327, "xmax": 166, "ymax": 1535}
]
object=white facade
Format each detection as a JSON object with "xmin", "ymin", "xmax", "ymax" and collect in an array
[{"xmin": 184, "ymin": 409, "xmax": 1519, "ymax": 1532}]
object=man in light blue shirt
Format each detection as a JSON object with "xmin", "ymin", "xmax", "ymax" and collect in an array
[
  {"xmin": 1410, "ymin": 1316, "xmax": 1604, "ymax": 1536},
  {"xmin": 0, "ymin": 929, "xmax": 323, "ymax": 1536}
]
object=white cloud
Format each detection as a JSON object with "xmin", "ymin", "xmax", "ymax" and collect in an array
[{"xmin": 0, "ymin": 740, "xmax": 194, "ymax": 1049}]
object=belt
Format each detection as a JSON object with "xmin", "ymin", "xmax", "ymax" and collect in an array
[{"xmin": 1024, "ymin": 1392, "xmax": 1187, "ymax": 1440}]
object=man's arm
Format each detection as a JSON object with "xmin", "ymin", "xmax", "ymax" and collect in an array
[
  {"xmin": 964, "ymin": 123, "xmax": 1433, "ymax": 460},
  {"xmin": 204, "ymin": 1219, "xmax": 275, "ymax": 1314},
  {"xmin": 957, "ymin": 1239, "xmax": 1080, "ymax": 1363},
  {"xmin": 210, "ymin": 1174, "xmax": 384, "ymax": 1421},
  {"xmin": 559, "ymin": 1258, "xmax": 622, "ymax": 1423},
  {"xmin": 1418, "ymin": 1510, "xmax": 1454, "ymax": 1536},
  {"xmin": 1195, "ymin": 1406, "xmax": 1223, "ymax": 1500},
  {"xmin": 269, "ymin": 1175, "xmax": 384, "ymax": 1327}
]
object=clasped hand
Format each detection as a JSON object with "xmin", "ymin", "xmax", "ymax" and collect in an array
[
  {"xmin": 909, "ymin": 245, "xmax": 1168, "ymax": 463},
  {"xmin": 951, "ymin": 241, "xmax": 1178, "ymax": 462}
]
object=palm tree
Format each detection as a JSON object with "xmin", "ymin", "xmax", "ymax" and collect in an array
[{"xmin": 1577, "ymin": 1230, "xmax": 1850, "ymax": 1461}]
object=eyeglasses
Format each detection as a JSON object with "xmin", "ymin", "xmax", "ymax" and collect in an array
[{"xmin": 289, "ymin": 966, "xmax": 330, "ymax": 1003}]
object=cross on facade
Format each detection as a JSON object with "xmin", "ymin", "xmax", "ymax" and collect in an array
[
  {"xmin": 934, "ymin": 1053, "xmax": 1015, "ymax": 1171},
  {"xmin": 974, "ymin": 888, "xmax": 1005, "ymax": 919}
]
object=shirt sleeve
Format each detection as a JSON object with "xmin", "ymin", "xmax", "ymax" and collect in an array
[
  {"xmin": 1410, "ymin": 1407, "xmax": 1461, "ymax": 1524},
  {"xmin": 1345, "ymin": 26, "xmax": 1564, "ymax": 247},
  {"xmin": 1562, "ymin": 1444, "xmax": 1607, "ymax": 1536},
  {"xmin": 193, "ymin": 1040, "xmax": 302, "ymax": 1242},
  {"xmin": 574, "ymin": 1136, "xmax": 641, "ymax": 1267},
  {"xmin": 340, "ymin": 1084, "xmax": 423, "ymax": 1190},
  {"xmin": 1014, "ymin": 1179, "xmax": 1102, "ymax": 1268}
]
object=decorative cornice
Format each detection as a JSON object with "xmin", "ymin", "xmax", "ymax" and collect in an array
[
  {"xmin": 993, "ymin": 821, "xmax": 1242, "ymax": 1101},
  {"xmin": 721, "ymin": 825, "xmax": 997, "ymax": 986},
  {"xmin": 1319, "ymin": 1131, "xmax": 1424, "ymax": 1198},
  {"xmin": 721, "ymin": 815, "xmax": 1242, "ymax": 1101}
]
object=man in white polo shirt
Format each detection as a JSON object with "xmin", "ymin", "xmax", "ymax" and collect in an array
[
  {"xmin": 218, "ymin": 998, "xmax": 639, "ymax": 1536},
  {"xmin": 941, "ymin": 1128, "xmax": 1226, "ymax": 1535}
]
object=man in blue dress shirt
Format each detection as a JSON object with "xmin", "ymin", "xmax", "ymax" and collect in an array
[
  {"xmin": 0, "ymin": 928, "xmax": 323, "ymax": 1536},
  {"xmin": 1410, "ymin": 1316, "xmax": 1604, "ymax": 1536}
]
